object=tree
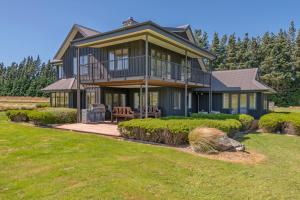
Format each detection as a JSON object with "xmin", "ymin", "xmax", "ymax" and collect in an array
[
  {"xmin": 194, "ymin": 29, "xmax": 209, "ymax": 49},
  {"xmin": 225, "ymin": 34, "xmax": 238, "ymax": 69}
]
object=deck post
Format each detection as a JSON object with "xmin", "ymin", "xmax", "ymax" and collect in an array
[
  {"xmin": 184, "ymin": 50, "xmax": 188, "ymax": 117},
  {"xmin": 209, "ymin": 64, "xmax": 212, "ymax": 113},
  {"xmin": 145, "ymin": 34, "xmax": 149, "ymax": 118},
  {"xmin": 76, "ymin": 47, "xmax": 81, "ymax": 123},
  {"xmin": 140, "ymin": 85, "xmax": 143, "ymax": 118}
]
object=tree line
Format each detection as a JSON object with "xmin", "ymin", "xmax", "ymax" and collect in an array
[
  {"xmin": 194, "ymin": 21, "xmax": 300, "ymax": 106},
  {"xmin": 0, "ymin": 56, "xmax": 55, "ymax": 97}
]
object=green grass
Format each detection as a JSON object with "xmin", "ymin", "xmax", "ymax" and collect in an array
[{"xmin": 1, "ymin": 112, "xmax": 300, "ymax": 199}]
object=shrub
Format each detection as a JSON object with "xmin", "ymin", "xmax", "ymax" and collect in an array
[
  {"xmin": 190, "ymin": 113, "xmax": 254, "ymax": 130},
  {"xmin": 6, "ymin": 110, "xmax": 30, "ymax": 122},
  {"xmin": 36, "ymin": 102, "xmax": 50, "ymax": 108},
  {"xmin": 189, "ymin": 128, "xmax": 225, "ymax": 153},
  {"xmin": 259, "ymin": 113, "xmax": 300, "ymax": 135},
  {"xmin": 28, "ymin": 108, "xmax": 77, "ymax": 125},
  {"xmin": 118, "ymin": 118, "xmax": 242, "ymax": 145}
]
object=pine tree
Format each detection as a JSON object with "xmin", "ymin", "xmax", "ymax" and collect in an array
[
  {"xmin": 210, "ymin": 32, "xmax": 221, "ymax": 69},
  {"xmin": 194, "ymin": 29, "xmax": 209, "ymax": 49},
  {"xmin": 226, "ymin": 34, "xmax": 237, "ymax": 69}
]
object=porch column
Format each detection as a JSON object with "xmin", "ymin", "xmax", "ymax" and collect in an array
[
  {"xmin": 76, "ymin": 47, "xmax": 81, "ymax": 122},
  {"xmin": 145, "ymin": 34, "xmax": 149, "ymax": 118},
  {"xmin": 197, "ymin": 93, "xmax": 200, "ymax": 112},
  {"xmin": 140, "ymin": 85, "xmax": 143, "ymax": 118},
  {"xmin": 184, "ymin": 50, "xmax": 188, "ymax": 117},
  {"xmin": 209, "ymin": 64, "xmax": 212, "ymax": 113}
]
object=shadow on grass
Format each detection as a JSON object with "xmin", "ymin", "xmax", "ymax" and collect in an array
[{"xmin": 234, "ymin": 132, "xmax": 261, "ymax": 143}]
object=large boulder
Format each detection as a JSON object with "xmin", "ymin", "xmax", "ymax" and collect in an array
[
  {"xmin": 188, "ymin": 128, "xmax": 245, "ymax": 153},
  {"xmin": 216, "ymin": 136, "xmax": 245, "ymax": 151}
]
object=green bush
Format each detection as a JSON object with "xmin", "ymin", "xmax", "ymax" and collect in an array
[
  {"xmin": 28, "ymin": 108, "xmax": 77, "ymax": 125},
  {"xmin": 6, "ymin": 108, "xmax": 77, "ymax": 126},
  {"xmin": 190, "ymin": 113, "xmax": 254, "ymax": 130},
  {"xmin": 6, "ymin": 110, "xmax": 30, "ymax": 122},
  {"xmin": 189, "ymin": 128, "xmax": 225, "ymax": 153},
  {"xmin": 259, "ymin": 113, "xmax": 300, "ymax": 135},
  {"xmin": 36, "ymin": 102, "xmax": 50, "ymax": 108},
  {"xmin": 118, "ymin": 118, "xmax": 242, "ymax": 145}
]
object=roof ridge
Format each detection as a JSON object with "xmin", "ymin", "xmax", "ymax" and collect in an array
[
  {"xmin": 213, "ymin": 68, "xmax": 258, "ymax": 73},
  {"xmin": 74, "ymin": 24, "xmax": 100, "ymax": 34}
]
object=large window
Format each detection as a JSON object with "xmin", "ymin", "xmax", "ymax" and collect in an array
[
  {"xmin": 86, "ymin": 90, "xmax": 96, "ymax": 109},
  {"xmin": 174, "ymin": 91, "xmax": 181, "ymax": 110},
  {"xmin": 133, "ymin": 92, "xmax": 158, "ymax": 109},
  {"xmin": 188, "ymin": 92, "xmax": 192, "ymax": 109},
  {"xmin": 109, "ymin": 48, "xmax": 129, "ymax": 71},
  {"xmin": 150, "ymin": 49, "xmax": 171, "ymax": 78},
  {"xmin": 51, "ymin": 92, "xmax": 69, "ymax": 107},
  {"xmin": 105, "ymin": 93, "xmax": 112, "ymax": 111},
  {"xmin": 231, "ymin": 94, "xmax": 239, "ymax": 114},
  {"xmin": 263, "ymin": 95, "xmax": 268, "ymax": 110},
  {"xmin": 58, "ymin": 65, "xmax": 64, "ymax": 79},
  {"xmin": 73, "ymin": 56, "xmax": 88, "ymax": 76},
  {"xmin": 240, "ymin": 94, "xmax": 247, "ymax": 113},
  {"xmin": 249, "ymin": 93, "xmax": 257, "ymax": 109},
  {"xmin": 223, "ymin": 93, "xmax": 230, "ymax": 109},
  {"xmin": 149, "ymin": 92, "xmax": 159, "ymax": 107}
]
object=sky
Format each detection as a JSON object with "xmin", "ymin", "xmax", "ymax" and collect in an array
[{"xmin": 0, "ymin": 0, "xmax": 299, "ymax": 65}]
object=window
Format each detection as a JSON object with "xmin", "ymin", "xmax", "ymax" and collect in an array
[
  {"xmin": 51, "ymin": 93, "xmax": 56, "ymax": 106},
  {"xmin": 80, "ymin": 55, "xmax": 88, "ymax": 75},
  {"xmin": 105, "ymin": 93, "xmax": 112, "ymax": 111},
  {"xmin": 51, "ymin": 92, "xmax": 68, "ymax": 107},
  {"xmin": 58, "ymin": 65, "xmax": 64, "ymax": 79},
  {"xmin": 134, "ymin": 92, "xmax": 144, "ymax": 109},
  {"xmin": 109, "ymin": 48, "xmax": 129, "ymax": 71},
  {"xmin": 249, "ymin": 93, "xmax": 257, "ymax": 109},
  {"xmin": 86, "ymin": 90, "xmax": 96, "ymax": 109},
  {"xmin": 174, "ymin": 91, "xmax": 181, "ymax": 110},
  {"xmin": 223, "ymin": 93, "xmax": 230, "ymax": 109},
  {"xmin": 231, "ymin": 94, "xmax": 239, "ymax": 114},
  {"xmin": 264, "ymin": 95, "xmax": 268, "ymax": 110},
  {"xmin": 120, "ymin": 94, "xmax": 126, "ymax": 107},
  {"xmin": 149, "ymin": 92, "xmax": 159, "ymax": 106},
  {"xmin": 113, "ymin": 94, "xmax": 119, "ymax": 106},
  {"xmin": 150, "ymin": 48, "xmax": 171, "ymax": 78},
  {"xmin": 240, "ymin": 94, "xmax": 247, "ymax": 108},
  {"xmin": 73, "ymin": 57, "xmax": 77, "ymax": 76},
  {"xmin": 188, "ymin": 92, "xmax": 192, "ymax": 109},
  {"xmin": 240, "ymin": 94, "xmax": 247, "ymax": 114}
]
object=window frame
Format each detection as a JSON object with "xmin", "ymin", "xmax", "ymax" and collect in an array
[
  {"xmin": 222, "ymin": 93, "xmax": 230, "ymax": 109},
  {"xmin": 249, "ymin": 93, "xmax": 257, "ymax": 110},
  {"xmin": 173, "ymin": 91, "xmax": 181, "ymax": 110}
]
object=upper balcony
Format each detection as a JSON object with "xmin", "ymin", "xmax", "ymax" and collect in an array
[{"xmin": 79, "ymin": 55, "xmax": 211, "ymax": 88}]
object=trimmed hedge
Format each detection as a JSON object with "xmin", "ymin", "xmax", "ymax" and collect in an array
[
  {"xmin": 6, "ymin": 108, "xmax": 77, "ymax": 125},
  {"xmin": 190, "ymin": 113, "xmax": 254, "ymax": 130},
  {"xmin": 6, "ymin": 110, "xmax": 30, "ymax": 122},
  {"xmin": 259, "ymin": 113, "xmax": 300, "ymax": 135},
  {"xmin": 118, "ymin": 118, "xmax": 242, "ymax": 145}
]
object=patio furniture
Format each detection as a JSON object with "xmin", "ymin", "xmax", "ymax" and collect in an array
[
  {"xmin": 146, "ymin": 106, "xmax": 161, "ymax": 118},
  {"xmin": 82, "ymin": 104, "xmax": 106, "ymax": 124},
  {"xmin": 111, "ymin": 107, "xmax": 135, "ymax": 122}
]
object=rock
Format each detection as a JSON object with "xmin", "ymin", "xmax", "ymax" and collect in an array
[{"xmin": 216, "ymin": 136, "xmax": 245, "ymax": 152}]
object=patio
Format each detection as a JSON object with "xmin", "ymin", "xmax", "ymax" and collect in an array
[{"xmin": 54, "ymin": 123, "xmax": 120, "ymax": 137}]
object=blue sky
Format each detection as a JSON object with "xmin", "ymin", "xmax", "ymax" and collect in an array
[{"xmin": 0, "ymin": 0, "xmax": 299, "ymax": 65}]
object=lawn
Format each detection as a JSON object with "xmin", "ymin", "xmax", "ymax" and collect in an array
[
  {"xmin": 273, "ymin": 106, "xmax": 300, "ymax": 113},
  {"xmin": 0, "ymin": 96, "xmax": 49, "ymax": 111},
  {"xmin": 0, "ymin": 112, "xmax": 300, "ymax": 199}
]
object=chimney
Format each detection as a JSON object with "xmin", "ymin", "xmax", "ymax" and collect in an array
[{"xmin": 122, "ymin": 17, "xmax": 138, "ymax": 27}]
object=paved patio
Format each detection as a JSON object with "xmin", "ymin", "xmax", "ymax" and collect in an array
[{"xmin": 54, "ymin": 123, "xmax": 120, "ymax": 137}]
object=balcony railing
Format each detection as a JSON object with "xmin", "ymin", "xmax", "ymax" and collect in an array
[{"xmin": 80, "ymin": 55, "xmax": 210, "ymax": 86}]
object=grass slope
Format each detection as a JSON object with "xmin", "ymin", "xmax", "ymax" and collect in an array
[{"xmin": 0, "ymin": 112, "xmax": 300, "ymax": 199}]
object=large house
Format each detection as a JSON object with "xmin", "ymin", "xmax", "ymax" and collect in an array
[{"xmin": 42, "ymin": 18, "xmax": 274, "ymax": 120}]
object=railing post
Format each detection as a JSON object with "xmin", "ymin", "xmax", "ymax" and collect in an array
[
  {"xmin": 145, "ymin": 35, "xmax": 149, "ymax": 118},
  {"xmin": 184, "ymin": 50, "xmax": 188, "ymax": 117}
]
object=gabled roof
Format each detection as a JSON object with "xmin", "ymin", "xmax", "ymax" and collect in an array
[
  {"xmin": 53, "ymin": 24, "xmax": 100, "ymax": 61},
  {"xmin": 72, "ymin": 21, "xmax": 216, "ymax": 60},
  {"xmin": 197, "ymin": 68, "xmax": 275, "ymax": 93},
  {"xmin": 41, "ymin": 78, "xmax": 84, "ymax": 91}
]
